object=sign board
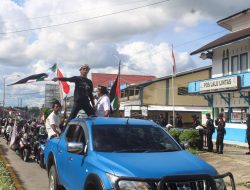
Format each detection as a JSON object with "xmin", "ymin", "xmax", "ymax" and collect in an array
[
  {"xmin": 200, "ymin": 76, "xmax": 240, "ymax": 93},
  {"xmin": 124, "ymin": 106, "xmax": 131, "ymax": 117},
  {"xmin": 231, "ymin": 112, "xmax": 246, "ymax": 122},
  {"xmin": 141, "ymin": 106, "xmax": 148, "ymax": 117}
]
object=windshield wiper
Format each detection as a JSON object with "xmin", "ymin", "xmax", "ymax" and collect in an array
[
  {"xmin": 112, "ymin": 148, "xmax": 149, "ymax": 153},
  {"xmin": 143, "ymin": 149, "xmax": 178, "ymax": 153}
]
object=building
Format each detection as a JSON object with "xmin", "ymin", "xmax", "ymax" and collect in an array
[
  {"xmin": 188, "ymin": 8, "xmax": 250, "ymax": 145},
  {"xmin": 44, "ymin": 84, "xmax": 61, "ymax": 108},
  {"xmin": 92, "ymin": 73, "xmax": 156, "ymax": 88},
  {"xmin": 120, "ymin": 66, "xmax": 212, "ymax": 127}
]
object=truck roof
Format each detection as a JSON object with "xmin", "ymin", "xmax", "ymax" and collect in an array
[{"xmin": 71, "ymin": 117, "xmax": 156, "ymax": 126}]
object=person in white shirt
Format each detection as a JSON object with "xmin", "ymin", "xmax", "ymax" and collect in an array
[
  {"xmin": 45, "ymin": 100, "xmax": 62, "ymax": 138},
  {"xmin": 95, "ymin": 86, "xmax": 110, "ymax": 117}
]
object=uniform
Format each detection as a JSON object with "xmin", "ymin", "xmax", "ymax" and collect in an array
[
  {"xmin": 216, "ymin": 118, "xmax": 226, "ymax": 154},
  {"xmin": 206, "ymin": 118, "xmax": 215, "ymax": 152},
  {"xmin": 246, "ymin": 120, "xmax": 250, "ymax": 148}
]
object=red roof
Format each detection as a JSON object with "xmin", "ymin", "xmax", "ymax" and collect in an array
[{"xmin": 92, "ymin": 73, "xmax": 156, "ymax": 88}]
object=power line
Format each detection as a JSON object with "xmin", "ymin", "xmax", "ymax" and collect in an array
[
  {"xmin": 0, "ymin": 0, "xmax": 152, "ymax": 25},
  {"xmin": 0, "ymin": 0, "xmax": 169, "ymax": 35}
]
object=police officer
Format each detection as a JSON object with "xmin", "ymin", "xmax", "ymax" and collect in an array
[
  {"xmin": 215, "ymin": 113, "xmax": 226, "ymax": 154},
  {"xmin": 246, "ymin": 113, "xmax": 250, "ymax": 155},
  {"xmin": 205, "ymin": 113, "xmax": 215, "ymax": 152}
]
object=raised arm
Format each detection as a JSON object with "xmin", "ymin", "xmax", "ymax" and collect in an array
[{"xmin": 52, "ymin": 76, "xmax": 76, "ymax": 83}]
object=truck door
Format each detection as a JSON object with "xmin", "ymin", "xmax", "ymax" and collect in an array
[{"xmin": 63, "ymin": 123, "xmax": 88, "ymax": 190}]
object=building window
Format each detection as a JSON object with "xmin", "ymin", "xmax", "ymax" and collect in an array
[
  {"xmin": 231, "ymin": 55, "xmax": 239, "ymax": 74},
  {"xmin": 178, "ymin": 87, "xmax": 188, "ymax": 95},
  {"xmin": 129, "ymin": 89, "xmax": 134, "ymax": 96},
  {"xmin": 222, "ymin": 58, "xmax": 229, "ymax": 76},
  {"xmin": 240, "ymin": 53, "xmax": 248, "ymax": 73},
  {"xmin": 135, "ymin": 89, "xmax": 139, "ymax": 96}
]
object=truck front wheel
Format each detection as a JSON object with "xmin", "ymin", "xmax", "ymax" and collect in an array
[{"xmin": 49, "ymin": 165, "xmax": 59, "ymax": 190}]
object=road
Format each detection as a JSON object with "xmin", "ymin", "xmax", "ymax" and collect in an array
[
  {"xmin": 199, "ymin": 145, "xmax": 250, "ymax": 190},
  {"xmin": 0, "ymin": 137, "xmax": 48, "ymax": 190}
]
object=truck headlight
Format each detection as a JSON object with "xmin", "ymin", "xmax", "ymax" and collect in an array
[
  {"xmin": 118, "ymin": 180, "xmax": 150, "ymax": 190},
  {"xmin": 215, "ymin": 178, "xmax": 225, "ymax": 190},
  {"xmin": 106, "ymin": 173, "xmax": 150, "ymax": 190}
]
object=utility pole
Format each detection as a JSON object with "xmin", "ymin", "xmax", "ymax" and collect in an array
[{"xmin": 3, "ymin": 78, "xmax": 5, "ymax": 109}]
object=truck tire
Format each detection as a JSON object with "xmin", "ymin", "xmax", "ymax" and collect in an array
[
  {"xmin": 39, "ymin": 154, "xmax": 45, "ymax": 169},
  {"xmin": 49, "ymin": 165, "xmax": 59, "ymax": 190},
  {"xmin": 23, "ymin": 149, "xmax": 29, "ymax": 162}
]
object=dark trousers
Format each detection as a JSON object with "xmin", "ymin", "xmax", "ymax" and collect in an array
[
  {"xmin": 216, "ymin": 133, "xmax": 224, "ymax": 153},
  {"xmin": 68, "ymin": 100, "xmax": 95, "ymax": 122},
  {"xmin": 207, "ymin": 133, "xmax": 213, "ymax": 151}
]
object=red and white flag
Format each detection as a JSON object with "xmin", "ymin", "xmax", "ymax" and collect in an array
[
  {"xmin": 171, "ymin": 45, "xmax": 176, "ymax": 76},
  {"xmin": 57, "ymin": 67, "xmax": 70, "ymax": 94}
]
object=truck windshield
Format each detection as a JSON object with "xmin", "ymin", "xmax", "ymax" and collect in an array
[{"xmin": 92, "ymin": 125, "xmax": 180, "ymax": 152}]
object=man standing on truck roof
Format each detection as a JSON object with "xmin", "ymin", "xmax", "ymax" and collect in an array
[
  {"xmin": 52, "ymin": 64, "xmax": 95, "ymax": 122},
  {"xmin": 95, "ymin": 85, "xmax": 110, "ymax": 117}
]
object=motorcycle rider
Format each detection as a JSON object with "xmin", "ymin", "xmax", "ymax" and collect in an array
[
  {"xmin": 45, "ymin": 100, "xmax": 62, "ymax": 138},
  {"xmin": 6, "ymin": 121, "xmax": 14, "ymax": 145}
]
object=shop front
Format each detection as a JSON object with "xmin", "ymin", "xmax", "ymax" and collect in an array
[{"xmin": 188, "ymin": 73, "xmax": 249, "ymax": 145}]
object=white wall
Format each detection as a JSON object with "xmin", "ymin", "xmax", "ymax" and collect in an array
[
  {"xmin": 212, "ymin": 38, "xmax": 250, "ymax": 78},
  {"xmin": 225, "ymin": 13, "xmax": 250, "ymax": 32}
]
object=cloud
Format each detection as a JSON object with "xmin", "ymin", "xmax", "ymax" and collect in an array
[
  {"xmin": 0, "ymin": 0, "xmax": 249, "ymax": 107},
  {"xmin": 118, "ymin": 41, "xmax": 195, "ymax": 77}
]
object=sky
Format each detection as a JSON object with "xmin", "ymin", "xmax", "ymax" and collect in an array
[{"xmin": 0, "ymin": 0, "xmax": 250, "ymax": 107}]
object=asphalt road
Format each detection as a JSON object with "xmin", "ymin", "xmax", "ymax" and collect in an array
[
  {"xmin": 199, "ymin": 145, "xmax": 250, "ymax": 190},
  {"xmin": 0, "ymin": 137, "xmax": 49, "ymax": 190}
]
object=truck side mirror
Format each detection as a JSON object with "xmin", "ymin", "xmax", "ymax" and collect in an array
[{"xmin": 67, "ymin": 142, "xmax": 84, "ymax": 154}]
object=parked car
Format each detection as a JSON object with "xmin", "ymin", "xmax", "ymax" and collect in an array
[{"xmin": 44, "ymin": 117, "xmax": 235, "ymax": 190}]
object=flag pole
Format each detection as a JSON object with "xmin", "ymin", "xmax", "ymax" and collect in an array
[
  {"xmin": 118, "ymin": 60, "xmax": 121, "ymax": 112},
  {"xmin": 171, "ymin": 44, "xmax": 175, "ymax": 128},
  {"xmin": 172, "ymin": 70, "xmax": 175, "ymax": 128}
]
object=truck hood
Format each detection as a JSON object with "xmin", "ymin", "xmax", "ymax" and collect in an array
[{"xmin": 95, "ymin": 150, "xmax": 217, "ymax": 178}]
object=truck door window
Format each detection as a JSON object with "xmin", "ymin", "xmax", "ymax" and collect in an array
[{"xmin": 66, "ymin": 125, "xmax": 86, "ymax": 144}]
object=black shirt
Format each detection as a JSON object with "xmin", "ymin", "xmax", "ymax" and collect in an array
[
  {"xmin": 58, "ymin": 76, "xmax": 94, "ymax": 103},
  {"xmin": 206, "ymin": 118, "xmax": 214, "ymax": 134},
  {"xmin": 246, "ymin": 120, "xmax": 250, "ymax": 131},
  {"xmin": 217, "ymin": 118, "xmax": 226, "ymax": 134}
]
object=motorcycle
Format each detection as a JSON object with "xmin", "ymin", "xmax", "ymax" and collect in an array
[
  {"xmin": 37, "ymin": 138, "xmax": 47, "ymax": 168},
  {"xmin": 35, "ymin": 126, "xmax": 48, "ymax": 168},
  {"xmin": 19, "ymin": 133, "xmax": 31, "ymax": 162}
]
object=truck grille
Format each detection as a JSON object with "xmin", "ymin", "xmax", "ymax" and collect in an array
[{"xmin": 115, "ymin": 173, "xmax": 236, "ymax": 190}]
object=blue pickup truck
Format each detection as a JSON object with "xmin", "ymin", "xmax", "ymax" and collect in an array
[{"xmin": 44, "ymin": 117, "xmax": 235, "ymax": 190}]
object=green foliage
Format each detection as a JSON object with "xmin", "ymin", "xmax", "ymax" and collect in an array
[
  {"xmin": 0, "ymin": 159, "xmax": 16, "ymax": 190},
  {"xmin": 187, "ymin": 148, "xmax": 198, "ymax": 154},
  {"xmin": 169, "ymin": 128, "xmax": 182, "ymax": 143},
  {"xmin": 42, "ymin": 107, "xmax": 52, "ymax": 120},
  {"xmin": 179, "ymin": 129, "xmax": 200, "ymax": 148},
  {"xmin": 27, "ymin": 107, "xmax": 41, "ymax": 118}
]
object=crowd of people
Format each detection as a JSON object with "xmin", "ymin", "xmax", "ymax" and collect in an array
[{"xmin": 157, "ymin": 112, "xmax": 250, "ymax": 155}]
